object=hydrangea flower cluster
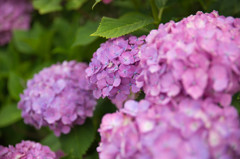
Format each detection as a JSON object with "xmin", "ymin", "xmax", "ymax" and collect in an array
[
  {"xmin": 86, "ymin": 35, "xmax": 146, "ymax": 107},
  {"xmin": 137, "ymin": 11, "xmax": 240, "ymax": 105},
  {"xmin": 0, "ymin": 140, "xmax": 62, "ymax": 159},
  {"xmin": 98, "ymin": 98, "xmax": 240, "ymax": 159},
  {"xmin": 102, "ymin": 0, "xmax": 112, "ymax": 4},
  {"xmin": 0, "ymin": 0, "xmax": 32, "ymax": 46},
  {"xmin": 18, "ymin": 61, "xmax": 97, "ymax": 136}
]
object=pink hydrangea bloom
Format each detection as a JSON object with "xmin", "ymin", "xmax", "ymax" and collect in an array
[
  {"xmin": 0, "ymin": 0, "xmax": 32, "ymax": 45},
  {"xmin": 98, "ymin": 98, "xmax": 240, "ymax": 159},
  {"xmin": 18, "ymin": 61, "xmax": 97, "ymax": 136},
  {"xmin": 102, "ymin": 0, "xmax": 112, "ymax": 4},
  {"xmin": 86, "ymin": 36, "xmax": 146, "ymax": 108},
  {"xmin": 0, "ymin": 140, "xmax": 62, "ymax": 159},
  {"xmin": 138, "ymin": 11, "xmax": 240, "ymax": 105}
]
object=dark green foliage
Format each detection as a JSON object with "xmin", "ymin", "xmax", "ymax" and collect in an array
[
  {"xmin": 59, "ymin": 120, "xmax": 95, "ymax": 159},
  {"xmin": 232, "ymin": 92, "xmax": 240, "ymax": 114}
]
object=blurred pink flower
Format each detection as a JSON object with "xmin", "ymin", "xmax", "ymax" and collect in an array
[
  {"xmin": 98, "ymin": 98, "xmax": 240, "ymax": 159},
  {"xmin": 102, "ymin": 0, "xmax": 112, "ymax": 4},
  {"xmin": 0, "ymin": 0, "xmax": 32, "ymax": 45},
  {"xmin": 0, "ymin": 141, "xmax": 63, "ymax": 159},
  {"xmin": 18, "ymin": 61, "xmax": 97, "ymax": 136},
  {"xmin": 138, "ymin": 11, "xmax": 240, "ymax": 105}
]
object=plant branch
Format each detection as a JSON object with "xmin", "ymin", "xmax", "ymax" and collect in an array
[
  {"xmin": 158, "ymin": 7, "xmax": 164, "ymax": 23},
  {"xmin": 149, "ymin": 0, "xmax": 159, "ymax": 25}
]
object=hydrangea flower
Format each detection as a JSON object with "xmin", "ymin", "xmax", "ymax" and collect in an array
[
  {"xmin": 102, "ymin": 0, "xmax": 112, "ymax": 4},
  {"xmin": 86, "ymin": 36, "xmax": 146, "ymax": 108},
  {"xmin": 137, "ymin": 11, "xmax": 240, "ymax": 105},
  {"xmin": 0, "ymin": 0, "xmax": 32, "ymax": 45},
  {"xmin": 0, "ymin": 140, "xmax": 63, "ymax": 159},
  {"xmin": 98, "ymin": 98, "xmax": 240, "ymax": 159},
  {"xmin": 18, "ymin": 61, "xmax": 97, "ymax": 136}
]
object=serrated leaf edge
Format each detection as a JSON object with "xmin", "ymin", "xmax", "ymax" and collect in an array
[{"xmin": 91, "ymin": 16, "xmax": 153, "ymax": 38}]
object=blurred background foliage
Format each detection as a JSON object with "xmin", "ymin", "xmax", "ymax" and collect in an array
[{"xmin": 0, "ymin": 0, "xmax": 240, "ymax": 158}]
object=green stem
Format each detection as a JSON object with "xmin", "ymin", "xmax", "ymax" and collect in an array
[
  {"xmin": 158, "ymin": 7, "xmax": 164, "ymax": 24},
  {"xmin": 149, "ymin": 0, "xmax": 159, "ymax": 25},
  {"xmin": 198, "ymin": 0, "xmax": 207, "ymax": 11}
]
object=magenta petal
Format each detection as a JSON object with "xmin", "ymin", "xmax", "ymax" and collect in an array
[
  {"xmin": 93, "ymin": 89, "xmax": 102, "ymax": 98},
  {"xmin": 97, "ymin": 79, "xmax": 107, "ymax": 89},
  {"xmin": 62, "ymin": 126, "xmax": 71, "ymax": 134},
  {"xmin": 113, "ymin": 77, "xmax": 121, "ymax": 87},
  {"xmin": 209, "ymin": 64, "xmax": 228, "ymax": 92},
  {"xmin": 122, "ymin": 100, "xmax": 139, "ymax": 116},
  {"xmin": 182, "ymin": 69, "xmax": 207, "ymax": 99}
]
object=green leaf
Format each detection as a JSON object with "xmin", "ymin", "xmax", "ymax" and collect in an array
[
  {"xmin": 60, "ymin": 120, "xmax": 95, "ymax": 158},
  {"xmin": 0, "ymin": 103, "xmax": 21, "ymax": 128},
  {"xmin": 208, "ymin": 0, "xmax": 240, "ymax": 16},
  {"xmin": 61, "ymin": 155, "xmax": 79, "ymax": 159},
  {"xmin": 72, "ymin": 21, "xmax": 99, "ymax": 47},
  {"xmin": 33, "ymin": 0, "xmax": 62, "ymax": 14},
  {"xmin": 92, "ymin": 0, "xmax": 102, "ymax": 9},
  {"xmin": 85, "ymin": 151, "xmax": 99, "ymax": 159},
  {"xmin": 66, "ymin": 0, "xmax": 87, "ymax": 10},
  {"xmin": 13, "ymin": 30, "xmax": 35, "ymax": 54},
  {"xmin": 0, "ymin": 51, "xmax": 10, "ymax": 76},
  {"xmin": 8, "ymin": 72, "xmax": 24, "ymax": 100},
  {"xmin": 91, "ymin": 12, "xmax": 154, "ymax": 38},
  {"xmin": 41, "ymin": 133, "xmax": 61, "ymax": 151},
  {"xmin": 13, "ymin": 23, "xmax": 54, "ymax": 55},
  {"xmin": 6, "ymin": 43, "xmax": 20, "ymax": 71},
  {"xmin": 232, "ymin": 92, "xmax": 240, "ymax": 114},
  {"xmin": 92, "ymin": 98, "xmax": 116, "ymax": 129},
  {"xmin": 155, "ymin": 0, "xmax": 168, "ymax": 8},
  {"xmin": 52, "ymin": 18, "xmax": 78, "ymax": 49}
]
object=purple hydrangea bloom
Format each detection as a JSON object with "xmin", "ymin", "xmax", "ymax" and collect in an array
[
  {"xmin": 138, "ymin": 11, "xmax": 240, "ymax": 105},
  {"xmin": 98, "ymin": 98, "xmax": 240, "ymax": 159},
  {"xmin": 0, "ymin": 140, "xmax": 62, "ymax": 159},
  {"xmin": 86, "ymin": 36, "xmax": 146, "ymax": 108},
  {"xmin": 0, "ymin": 0, "xmax": 32, "ymax": 46},
  {"xmin": 18, "ymin": 61, "xmax": 97, "ymax": 136}
]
